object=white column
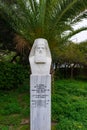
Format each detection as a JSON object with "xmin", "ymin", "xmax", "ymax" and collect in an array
[
  {"xmin": 30, "ymin": 75, "xmax": 51, "ymax": 130},
  {"xmin": 29, "ymin": 38, "xmax": 52, "ymax": 130}
]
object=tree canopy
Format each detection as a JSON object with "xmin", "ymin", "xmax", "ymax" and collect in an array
[
  {"xmin": 0, "ymin": 0, "xmax": 87, "ymax": 64},
  {"xmin": 0, "ymin": 0, "xmax": 87, "ymax": 47}
]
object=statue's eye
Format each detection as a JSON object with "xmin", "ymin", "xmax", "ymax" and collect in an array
[{"xmin": 37, "ymin": 47, "xmax": 40, "ymax": 49}]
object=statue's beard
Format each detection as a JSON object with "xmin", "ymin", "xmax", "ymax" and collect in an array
[{"xmin": 34, "ymin": 51, "xmax": 47, "ymax": 63}]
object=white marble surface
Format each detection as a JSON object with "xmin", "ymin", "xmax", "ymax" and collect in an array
[
  {"xmin": 29, "ymin": 38, "xmax": 52, "ymax": 75},
  {"xmin": 30, "ymin": 75, "xmax": 51, "ymax": 130},
  {"xmin": 29, "ymin": 38, "xmax": 52, "ymax": 130}
]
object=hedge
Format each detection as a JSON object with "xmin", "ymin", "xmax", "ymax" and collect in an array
[{"xmin": 0, "ymin": 62, "xmax": 29, "ymax": 90}]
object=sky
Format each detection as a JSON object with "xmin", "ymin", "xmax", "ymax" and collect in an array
[{"xmin": 70, "ymin": 19, "xmax": 87, "ymax": 43}]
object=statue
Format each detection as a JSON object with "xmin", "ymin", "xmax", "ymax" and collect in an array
[
  {"xmin": 29, "ymin": 38, "xmax": 52, "ymax": 75},
  {"xmin": 29, "ymin": 38, "xmax": 52, "ymax": 130}
]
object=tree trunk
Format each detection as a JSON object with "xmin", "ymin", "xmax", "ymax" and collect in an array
[{"xmin": 70, "ymin": 64, "xmax": 75, "ymax": 79}]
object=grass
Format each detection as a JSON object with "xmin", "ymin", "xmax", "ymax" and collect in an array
[
  {"xmin": 0, "ymin": 79, "xmax": 87, "ymax": 129},
  {"xmin": 52, "ymin": 79, "xmax": 87, "ymax": 130}
]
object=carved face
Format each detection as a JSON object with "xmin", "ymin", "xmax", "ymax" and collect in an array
[
  {"xmin": 36, "ymin": 43, "xmax": 46, "ymax": 54},
  {"xmin": 34, "ymin": 42, "xmax": 47, "ymax": 63}
]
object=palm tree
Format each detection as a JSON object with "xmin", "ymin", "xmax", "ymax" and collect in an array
[{"xmin": 0, "ymin": 0, "xmax": 87, "ymax": 52}]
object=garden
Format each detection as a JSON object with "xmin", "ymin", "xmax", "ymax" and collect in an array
[
  {"xmin": 0, "ymin": 63, "xmax": 87, "ymax": 130},
  {"xmin": 0, "ymin": 0, "xmax": 87, "ymax": 130},
  {"xmin": 0, "ymin": 79, "xmax": 87, "ymax": 130}
]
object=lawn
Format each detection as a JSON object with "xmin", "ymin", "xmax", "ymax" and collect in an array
[{"xmin": 0, "ymin": 79, "xmax": 87, "ymax": 130}]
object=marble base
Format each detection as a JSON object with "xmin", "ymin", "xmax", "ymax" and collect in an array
[{"xmin": 30, "ymin": 75, "xmax": 51, "ymax": 130}]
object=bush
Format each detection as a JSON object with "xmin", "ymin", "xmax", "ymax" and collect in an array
[
  {"xmin": 56, "ymin": 118, "xmax": 86, "ymax": 130},
  {"xmin": 0, "ymin": 62, "xmax": 29, "ymax": 90}
]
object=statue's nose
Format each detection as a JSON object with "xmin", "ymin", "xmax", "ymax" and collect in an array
[{"xmin": 39, "ymin": 49, "xmax": 42, "ymax": 53}]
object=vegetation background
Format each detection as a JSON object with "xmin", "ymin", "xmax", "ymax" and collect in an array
[{"xmin": 0, "ymin": 0, "xmax": 87, "ymax": 129}]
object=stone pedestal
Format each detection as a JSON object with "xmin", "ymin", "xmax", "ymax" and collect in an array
[{"xmin": 30, "ymin": 75, "xmax": 51, "ymax": 130}]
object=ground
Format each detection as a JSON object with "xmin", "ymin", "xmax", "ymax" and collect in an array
[{"xmin": 0, "ymin": 79, "xmax": 87, "ymax": 130}]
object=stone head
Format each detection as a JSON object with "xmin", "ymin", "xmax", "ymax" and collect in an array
[
  {"xmin": 35, "ymin": 39, "xmax": 46, "ymax": 56},
  {"xmin": 29, "ymin": 38, "xmax": 51, "ymax": 63}
]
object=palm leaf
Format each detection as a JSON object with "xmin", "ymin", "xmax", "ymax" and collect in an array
[{"xmin": 0, "ymin": 0, "xmax": 87, "ymax": 46}]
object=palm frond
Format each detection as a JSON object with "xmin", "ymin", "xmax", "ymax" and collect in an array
[
  {"xmin": 64, "ymin": 26, "xmax": 87, "ymax": 42},
  {"xmin": 0, "ymin": 0, "xmax": 87, "ymax": 46}
]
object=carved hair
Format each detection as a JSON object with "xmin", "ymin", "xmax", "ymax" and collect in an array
[{"xmin": 29, "ymin": 38, "xmax": 51, "ymax": 58}]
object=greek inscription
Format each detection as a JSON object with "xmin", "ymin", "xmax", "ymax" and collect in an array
[{"xmin": 31, "ymin": 83, "xmax": 50, "ymax": 107}]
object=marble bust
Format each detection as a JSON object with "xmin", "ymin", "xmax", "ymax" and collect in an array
[{"xmin": 29, "ymin": 38, "xmax": 52, "ymax": 75}]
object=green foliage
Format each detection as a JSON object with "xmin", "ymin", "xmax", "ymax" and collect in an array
[
  {"xmin": 0, "ymin": 0, "xmax": 87, "ymax": 64},
  {"xmin": 0, "ymin": 103, "xmax": 21, "ymax": 115},
  {"xmin": 0, "ymin": 92, "xmax": 21, "ymax": 116},
  {"xmin": 53, "ymin": 42, "xmax": 87, "ymax": 79},
  {"xmin": 56, "ymin": 119, "xmax": 86, "ymax": 130},
  {"xmin": 52, "ymin": 80, "xmax": 87, "ymax": 129},
  {"xmin": 0, "ymin": 0, "xmax": 87, "ymax": 47},
  {"xmin": 0, "ymin": 126, "xmax": 9, "ymax": 130},
  {"xmin": 0, "ymin": 82, "xmax": 30, "ymax": 127},
  {"xmin": 0, "ymin": 51, "xmax": 16, "ymax": 62},
  {"xmin": 0, "ymin": 79, "xmax": 87, "ymax": 129},
  {"xmin": 20, "ymin": 125, "xmax": 30, "ymax": 130},
  {"xmin": 0, "ymin": 62, "xmax": 29, "ymax": 89},
  {"xmin": 0, "ymin": 115, "xmax": 21, "ymax": 126},
  {"xmin": 55, "ymin": 43, "xmax": 87, "ymax": 64}
]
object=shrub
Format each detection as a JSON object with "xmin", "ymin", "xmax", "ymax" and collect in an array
[
  {"xmin": 0, "ymin": 62, "xmax": 29, "ymax": 90},
  {"xmin": 56, "ymin": 118, "xmax": 86, "ymax": 130}
]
